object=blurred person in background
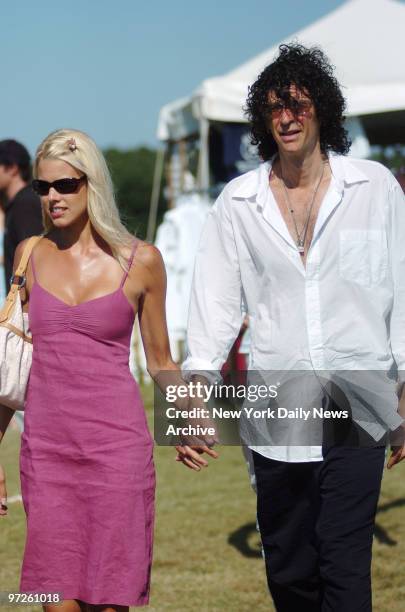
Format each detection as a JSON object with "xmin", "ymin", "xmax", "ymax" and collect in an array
[{"xmin": 0, "ymin": 139, "xmax": 43, "ymax": 290}]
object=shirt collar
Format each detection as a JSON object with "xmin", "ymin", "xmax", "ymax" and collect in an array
[{"xmin": 231, "ymin": 152, "xmax": 370, "ymax": 205}]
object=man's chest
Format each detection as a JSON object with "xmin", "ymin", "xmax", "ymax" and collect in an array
[
  {"xmin": 268, "ymin": 179, "xmax": 331, "ymax": 260},
  {"xmin": 231, "ymin": 185, "xmax": 389, "ymax": 285}
]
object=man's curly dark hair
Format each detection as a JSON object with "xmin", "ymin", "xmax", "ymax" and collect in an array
[{"xmin": 245, "ymin": 43, "xmax": 351, "ymax": 160}]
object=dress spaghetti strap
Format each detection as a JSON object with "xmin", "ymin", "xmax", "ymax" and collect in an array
[{"xmin": 119, "ymin": 240, "xmax": 138, "ymax": 289}]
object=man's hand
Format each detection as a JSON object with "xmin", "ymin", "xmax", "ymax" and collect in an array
[
  {"xmin": 177, "ymin": 414, "xmax": 220, "ymax": 447},
  {"xmin": 387, "ymin": 424, "xmax": 405, "ymax": 469},
  {"xmin": 175, "ymin": 444, "xmax": 219, "ymax": 471},
  {"xmin": 387, "ymin": 444, "xmax": 405, "ymax": 469}
]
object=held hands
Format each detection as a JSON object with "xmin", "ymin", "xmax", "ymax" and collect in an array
[
  {"xmin": 175, "ymin": 443, "xmax": 219, "ymax": 471},
  {"xmin": 175, "ymin": 414, "xmax": 220, "ymax": 471},
  {"xmin": 173, "ymin": 374, "xmax": 220, "ymax": 471}
]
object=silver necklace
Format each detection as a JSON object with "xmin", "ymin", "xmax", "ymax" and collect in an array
[{"xmin": 280, "ymin": 163, "xmax": 325, "ymax": 255}]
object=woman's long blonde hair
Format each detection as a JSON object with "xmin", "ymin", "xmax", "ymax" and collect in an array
[{"xmin": 33, "ymin": 128, "xmax": 135, "ymax": 270}]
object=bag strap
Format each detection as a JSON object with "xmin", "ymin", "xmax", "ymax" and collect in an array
[{"xmin": 0, "ymin": 235, "xmax": 44, "ymax": 323}]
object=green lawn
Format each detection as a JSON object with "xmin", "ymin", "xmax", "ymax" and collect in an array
[{"xmin": 1, "ymin": 385, "xmax": 404, "ymax": 611}]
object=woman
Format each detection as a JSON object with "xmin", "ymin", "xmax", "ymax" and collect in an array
[{"xmin": 0, "ymin": 128, "xmax": 189, "ymax": 612}]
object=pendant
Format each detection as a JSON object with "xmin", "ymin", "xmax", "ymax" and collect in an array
[{"xmin": 297, "ymin": 244, "xmax": 305, "ymax": 255}]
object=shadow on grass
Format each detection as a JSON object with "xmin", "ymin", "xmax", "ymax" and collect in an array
[
  {"xmin": 374, "ymin": 497, "xmax": 405, "ymax": 546},
  {"xmin": 229, "ymin": 498, "xmax": 405, "ymax": 556},
  {"xmin": 228, "ymin": 522, "xmax": 262, "ymax": 558}
]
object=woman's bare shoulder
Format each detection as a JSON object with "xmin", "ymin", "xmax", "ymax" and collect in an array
[
  {"xmin": 133, "ymin": 240, "xmax": 164, "ymax": 272},
  {"xmin": 124, "ymin": 240, "xmax": 166, "ymax": 294},
  {"xmin": 14, "ymin": 238, "xmax": 33, "ymax": 265},
  {"xmin": 14, "ymin": 235, "xmax": 53, "ymax": 270}
]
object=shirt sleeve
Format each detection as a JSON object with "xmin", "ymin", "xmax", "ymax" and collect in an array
[
  {"xmin": 387, "ymin": 177, "xmax": 405, "ymax": 383},
  {"xmin": 182, "ymin": 188, "xmax": 244, "ymax": 383}
]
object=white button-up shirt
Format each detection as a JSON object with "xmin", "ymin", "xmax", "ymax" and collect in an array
[{"xmin": 182, "ymin": 154, "xmax": 405, "ymax": 462}]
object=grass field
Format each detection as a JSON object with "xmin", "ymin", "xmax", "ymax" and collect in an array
[{"xmin": 1, "ymin": 384, "xmax": 404, "ymax": 612}]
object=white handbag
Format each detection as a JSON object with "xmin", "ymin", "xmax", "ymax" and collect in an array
[{"xmin": 0, "ymin": 235, "xmax": 43, "ymax": 410}]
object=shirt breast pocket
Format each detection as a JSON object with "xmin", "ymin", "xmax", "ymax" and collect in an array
[{"xmin": 339, "ymin": 229, "xmax": 388, "ymax": 287}]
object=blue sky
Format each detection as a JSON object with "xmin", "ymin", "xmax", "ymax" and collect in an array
[{"xmin": 1, "ymin": 0, "xmax": 348, "ymax": 154}]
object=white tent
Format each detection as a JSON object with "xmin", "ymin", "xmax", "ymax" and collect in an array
[{"xmin": 158, "ymin": 0, "xmax": 405, "ymax": 141}]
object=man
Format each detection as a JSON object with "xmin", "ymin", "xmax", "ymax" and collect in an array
[
  {"xmin": 177, "ymin": 44, "xmax": 405, "ymax": 611},
  {"xmin": 0, "ymin": 139, "xmax": 43, "ymax": 289}
]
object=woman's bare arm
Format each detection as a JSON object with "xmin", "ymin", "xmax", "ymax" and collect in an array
[
  {"xmin": 135, "ymin": 244, "xmax": 177, "ymax": 378},
  {"xmin": 133, "ymin": 244, "xmax": 218, "ymax": 469},
  {"xmin": 0, "ymin": 238, "xmax": 33, "ymax": 446},
  {"xmin": 0, "ymin": 242, "xmax": 32, "ymax": 515},
  {"xmin": 0, "ymin": 406, "xmax": 14, "ymax": 444},
  {"xmin": 0, "ymin": 407, "xmax": 11, "ymax": 514}
]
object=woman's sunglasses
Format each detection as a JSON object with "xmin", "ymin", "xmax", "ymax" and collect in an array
[{"xmin": 32, "ymin": 175, "xmax": 87, "ymax": 196}]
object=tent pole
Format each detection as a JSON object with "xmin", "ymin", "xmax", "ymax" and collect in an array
[
  {"xmin": 179, "ymin": 139, "xmax": 187, "ymax": 192},
  {"xmin": 146, "ymin": 147, "xmax": 165, "ymax": 242},
  {"xmin": 197, "ymin": 118, "xmax": 210, "ymax": 193},
  {"xmin": 166, "ymin": 142, "xmax": 175, "ymax": 209}
]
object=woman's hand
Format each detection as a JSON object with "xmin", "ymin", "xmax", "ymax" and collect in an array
[{"xmin": 0, "ymin": 464, "xmax": 8, "ymax": 516}]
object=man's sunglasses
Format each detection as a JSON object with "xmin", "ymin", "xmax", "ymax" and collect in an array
[
  {"xmin": 32, "ymin": 175, "xmax": 87, "ymax": 196},
  {"xmin": 265, "ymin": 99, "xmax": 312, "ymax": 119}
]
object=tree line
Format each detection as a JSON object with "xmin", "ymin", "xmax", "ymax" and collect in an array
[{"xmin": 104, "ymin": 146, "xmax": 165, "ymax": 240}]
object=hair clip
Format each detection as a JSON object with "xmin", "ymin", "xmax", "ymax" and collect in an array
[{"xmin": 67, "ymin": 137, "xmax": 77, "ymax": 152}]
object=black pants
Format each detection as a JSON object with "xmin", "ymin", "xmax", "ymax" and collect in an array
[{"xmin": 252, "ymin": 442, "xmax": 386, "ymax": 612}]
